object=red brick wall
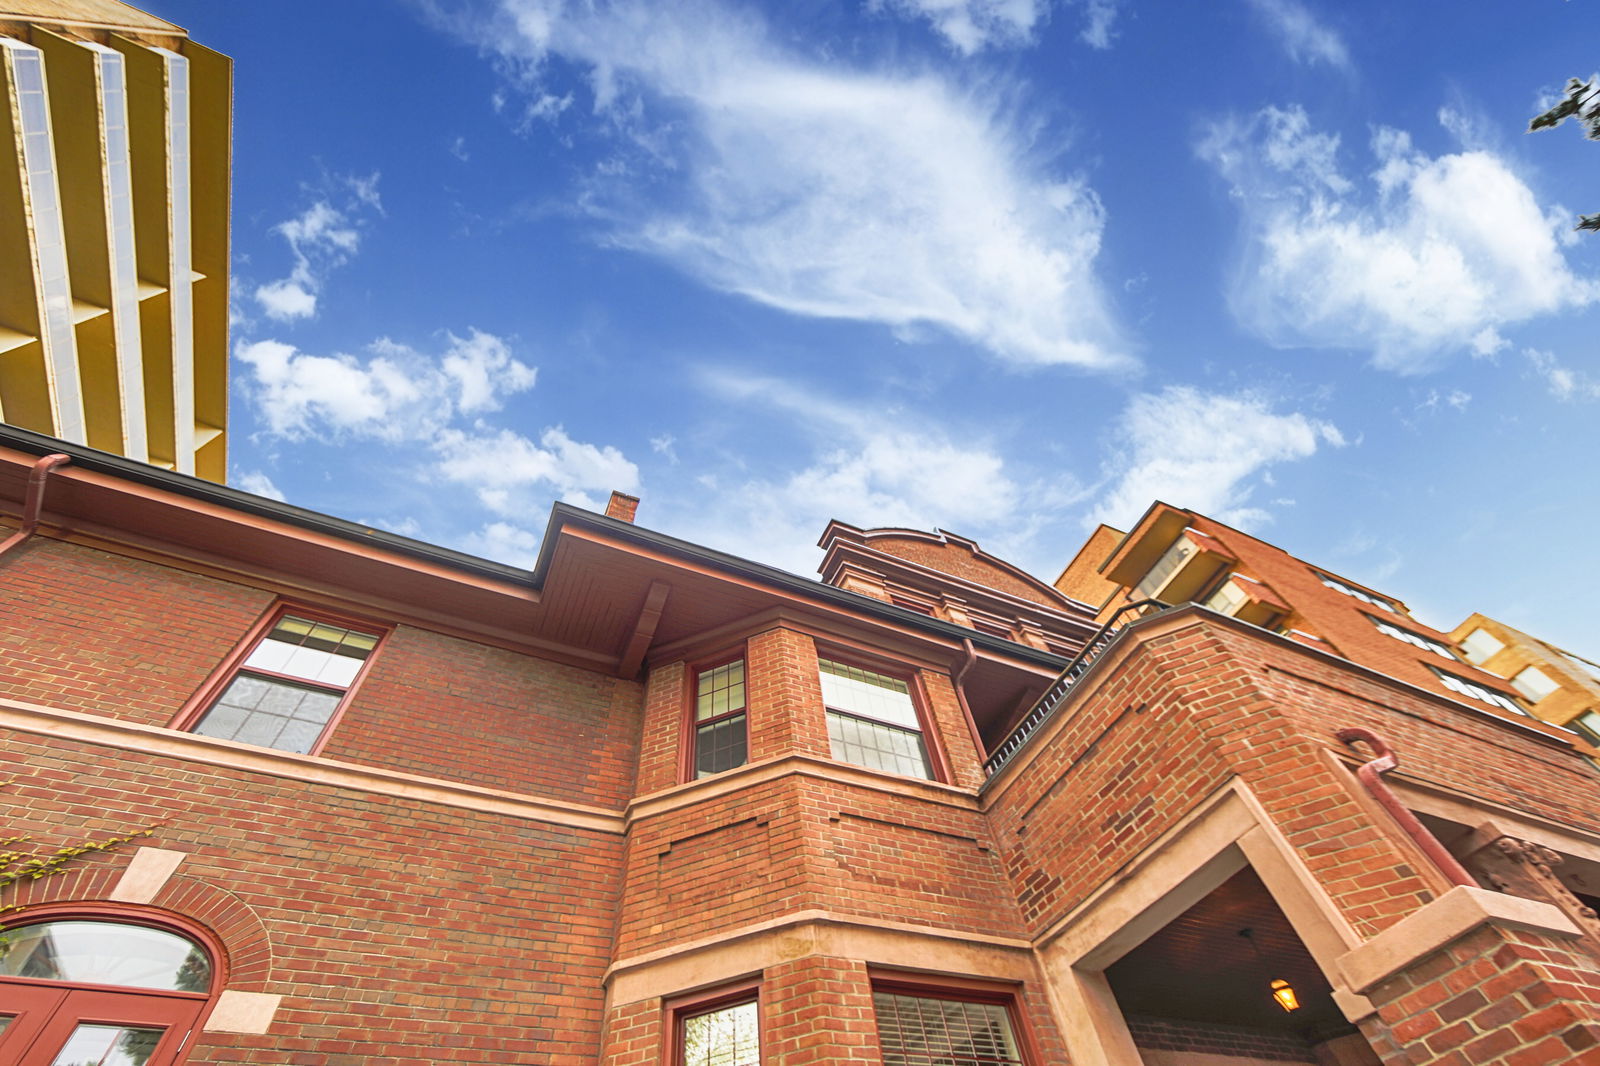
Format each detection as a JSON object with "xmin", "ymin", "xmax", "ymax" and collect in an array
[
  {"xmin": 2, "ymin": 731, "xmax": 625, "ymax": 1066},
  {"xmin": 1125, "ymin": 1014, "xmax": 1317, "ymax": 1062},
  {"xmin": 864, "ymin": 534, "xmax": 1067, "ymax": 609},
  {"xmin": 324, "ymin": 624, "xmax": 643, "ymax": 808},
  {"xmin": 0, "ymin": 537, "xmax": 646, "ymax": 807},
  {"xmin": 0, "ymin": 537, "xmax": 272, "ymax": 725},
  {"xmin": 986, "ymin": 622, "xmax": 1440, "ymax": 937},
  {"xmin": 1360, "ymin": 923, "xmax": 1600, "ymax": 1065}
]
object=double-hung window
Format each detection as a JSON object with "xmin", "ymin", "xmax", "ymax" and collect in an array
[
  {"xmin": 693, "ymin": 659, "xmax": 748, "ymax": 778},
  {"xmin": 819, "ymin": 659, "xmax": 932, "ymax": 780},
  {"xmin": 873, "ymin": 988, "xmax": 1028, "ymax": 1066},
  {"xmin": 187, "ymin": 609, "xmax": 384, "ymax": 754}
]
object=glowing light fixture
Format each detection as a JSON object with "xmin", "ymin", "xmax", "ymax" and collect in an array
[
  {"xmin": 1270, "ymin": 978, "xmax": 1301, "ymax": 1013},
  {"xmin": 1240, "ymin": 928, "xmax": 1303, "ymax": 1014}
]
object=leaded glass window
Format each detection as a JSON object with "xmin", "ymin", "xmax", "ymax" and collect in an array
[
  {"xmin": 819, "ymin": 659, "xmax": 932, "ymax": 780},
  {"xmin": 695, "ymin": 659, "xmax": 748, "ymax": 778},
  {"xmin": 190, "ymin": 611, "xmax": 382, "ymax": 754}
]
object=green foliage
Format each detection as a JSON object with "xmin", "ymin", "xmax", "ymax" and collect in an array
[
  {"xmin": 1529, "ymin": 77, "xmax": 1600, "ymax": 233},
  {"xmin": 1, "ymin": 778, "xmax": 164, "ymax": 955}
]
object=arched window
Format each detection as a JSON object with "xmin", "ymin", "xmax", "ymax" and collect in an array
[{"xmin": 0, "ymin": 918, "xmax": 217, "ymax": 1066}]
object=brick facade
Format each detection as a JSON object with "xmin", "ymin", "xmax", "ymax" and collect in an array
[{"xmin": 5, "ymin": 442, "xmax": 1600, "ymax": 1065}]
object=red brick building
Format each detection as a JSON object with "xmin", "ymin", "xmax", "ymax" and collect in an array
[{"xmin": 4, "ymin": 427, "xmax": 1600, "ymax": 1066}]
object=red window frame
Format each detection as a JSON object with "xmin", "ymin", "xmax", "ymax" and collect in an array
[
  {"xmin": 170, "ymin": 601, "xmax": 391, "ymax": 756},
  {"xmin": 815, "ymin": 647, "xmax": 949, "ymax": 784},
  {"xmin": 668, "ymin": 978, "xmax": 761, "ymax": 1066},
  {"xmin": 868, "ymin": 971, "xmax": 1039, "ymax": 1066},
  {"xmin": 0, "ymin": 907, "xmax": 224, "ymax": 1066},
  {"xmin": 679, "ymin": 647, "xmax": 749, "ymax": 783}
]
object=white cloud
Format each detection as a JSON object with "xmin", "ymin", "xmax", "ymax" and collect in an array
[
  {"xmin": 873, "ymin": 0, "xmax": 1049, "ymax": 54},
  {"xmin": 236, "ymin": 328, "xmax": 538, "ymax": 441},
  {"xmin": 253, "ymin": 176, "xmax": 384, "ymax": 322},
  {"xmin": 234, "ymin": 471, "xmax": 286, "ymax": 501},
  {"xmin": 1525, "ymin": 348, "xmax": 1600, "ymax": 401},
  {"xmin": 1242, "ymin": 0, "xmax": 1349, "ymax": 70},
  {"xmin": 1093, "ymin": 386, "xmax": 1343, "ymax": 529},
  {"xmin": 461, "ymin": 521, "xmax": 543, "ymax": 567},
  {"xmin": 659, "ymin": 370, "xmax": 1079, "ymax": 573},
  {"xmin": 1200, "ymin": 105, "xmax": 1597, "ymax": 372},
  {"xmin": 434, "ymin": 425, "xmax": 640, "ymax": 513},
  {"xmin": 253, "ymin": 279, "xmax": 318, "ymax": 321},
  {"xmin": 444, "ymin": 0, "xmax": 1129, "ymax": 371}
]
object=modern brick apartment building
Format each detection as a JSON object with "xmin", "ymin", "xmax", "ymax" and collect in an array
[{"xmin": 4, "ymin": 426, "xmax": 1600, "ymax": 1066}]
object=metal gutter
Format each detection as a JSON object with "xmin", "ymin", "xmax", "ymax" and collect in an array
[{"xmin": 0, "ymin": 424, "xmax": 529, "ymax": 583}]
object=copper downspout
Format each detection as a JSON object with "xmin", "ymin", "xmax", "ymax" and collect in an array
[
  {"xmin": 1336, "ymin": 726, "xmax": 1477, "ymax": 888},
  {"xmin": 0, "ymin": 453, "xmax": 72, "ymax": 561},
  {"xmin": 952, "ymin": 637, "xmax": 988, "ymax": 762}
]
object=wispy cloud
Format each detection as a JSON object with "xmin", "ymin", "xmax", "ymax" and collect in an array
[
  {"xmin": 1092, "ymin": 386, "xmax": 1343, "ymax": 529},
  {"xmin": 1199, "ymin": 105, "xmax": 1596, "ymax": 372},
  {"xmin": 436, "ymin": 0, "xmax": 1130, "ymax": 371},
  {"xmin": 872, "ymin": 0, "xmax": 1050, "ymax": 54},
  {"xmin": 1242, "ymin": 0, "xmax": 1349, "ymax": 70},
  {"xmin": 1525, "ymin": 348, "xmax": 1600, "ymax": 401},
  {"xmin": 1079, "ymin": 0, "xmax": 1120, "ymax": 49},
  {"xmin": 253, "ymin": 174, "xmax": 384, "ymax": 322}
]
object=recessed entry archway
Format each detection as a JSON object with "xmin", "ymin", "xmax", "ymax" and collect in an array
[{"xmin": 1104, "ymin": 867, "xmax": 1379, "ymax": 1065}]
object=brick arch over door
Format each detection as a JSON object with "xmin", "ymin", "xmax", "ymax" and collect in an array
[{"xmin": 4, "ymin": 867, "xmax": 274, "ymax": 991}]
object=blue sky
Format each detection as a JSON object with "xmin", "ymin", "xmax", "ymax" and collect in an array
[{"xmin": 155, "ymin": 0, "xmax": 1598, "ymax": 654}]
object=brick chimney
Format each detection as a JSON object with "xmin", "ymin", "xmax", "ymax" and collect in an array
[{"xmin": 605, "ymin": 491, "xmax": 640, "ymax": 523}]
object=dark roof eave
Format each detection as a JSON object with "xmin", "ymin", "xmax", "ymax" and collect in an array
[
  {"xmin": 537, "ymin": 502, "xmax": 1070, "ymax": 670},
  {"xmin": 0, "ymin": 426, "xmax": 1067, "ymax": 669}
]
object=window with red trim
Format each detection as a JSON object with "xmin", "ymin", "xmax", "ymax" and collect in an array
[
  {"xmin": 872, "ymin": 985, "xmax": 1029, "ymax": 1065},
  {"xmin": 674, "ymin": 987, "xmax": 759, "ymax": 1066},
  {"xmin": 691, "ymin": 658, "xmax": 748, "ymax": 778},
  {"xmin": 187, "ymin": 608, "xmax": 384, "ymax": 754},
  {"xmin": 818, "ymin": 658, "xmax": 933, "ymax": 780},
  {"xmin": 0, "ymin": 918, "xmax": 217, "ymax": 1066}
]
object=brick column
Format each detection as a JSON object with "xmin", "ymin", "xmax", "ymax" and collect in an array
[
  {"xmin": 763, "ymin": 955, "xmax": 882, "ymax": 1064},
  {"xmin": 599, "ymin": 997, "xmax": 662, "ymax": 1066},
  {"xmin": 1340, "ymin": 887, "xmax": 1600, "ymax": 1064},
  {"xmin": 747, "ymin": 627, "xmax": 829, "ymax": 762},
  {"xmin": 634, "ymin": 660, "xmax": 687, "ymax": 795}
]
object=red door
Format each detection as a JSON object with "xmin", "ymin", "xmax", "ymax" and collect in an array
[{"xmin": 2, "ymin": 984, "xmax": 206, "ymax": 1066}]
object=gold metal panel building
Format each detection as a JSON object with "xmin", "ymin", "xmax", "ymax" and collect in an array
[{"xmin": 0, "ymin": 0, "xmax": 228, "ymax": 480}]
